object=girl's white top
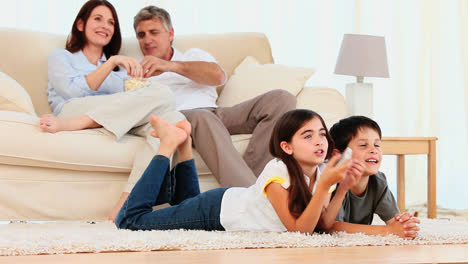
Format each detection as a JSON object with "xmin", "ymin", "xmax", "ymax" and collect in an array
[{"xmin": 219, "ymin": 158, "xmax": 330, "ymax": 232}]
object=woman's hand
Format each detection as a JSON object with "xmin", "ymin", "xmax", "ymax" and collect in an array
[{"xmin": 109, "ymin": 55, "xmax": 143, "ymax": 78}]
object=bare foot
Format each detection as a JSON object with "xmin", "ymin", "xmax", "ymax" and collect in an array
[
  {"xmin": 175, "ymin": 120, "xmax": 191, "ymax": 149},
  {"xmin": 175, "ymin": 120, "xmax": 191, "ymax": 136},
  {"xmin": 175, "ymin": 120, "xmax": 193, "ymax": 161},
  {"xmin": 39, "ymin": 114, "xmax": 63, "ymax": 133},
  {"xmin": 149, "ymin": 116, "xmax": 187, "ymax": 151},
  {"xmin": 39, "ymin": 114, "xmax": 100, "ymax": 133},
  {"xmin": 108, "ymin": 192, "xmax": 129, "ymax": 222}
]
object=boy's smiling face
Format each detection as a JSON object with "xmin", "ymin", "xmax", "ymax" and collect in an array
[{"xmin": 347, "ymin": 127, "xmax": 382, "ymax": 177}]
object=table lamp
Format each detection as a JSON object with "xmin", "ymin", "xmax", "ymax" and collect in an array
[{"xmin": 334, "ymin": 34, "xmax": 389, "ymax": 118}]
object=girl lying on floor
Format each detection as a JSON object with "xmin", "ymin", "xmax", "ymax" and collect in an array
[{"xmin": 115, "ymin": 109, "xmax": 418, "ymax": 238}]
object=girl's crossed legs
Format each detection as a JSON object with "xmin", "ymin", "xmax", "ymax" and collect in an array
[{"xmin": 115, "ymin": 116, "xmax": 227, "ymax": 231}]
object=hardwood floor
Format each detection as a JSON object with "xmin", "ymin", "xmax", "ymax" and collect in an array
[{"xmin": 1, "ymin": 244, "xmax": 467, "ymax": 264}]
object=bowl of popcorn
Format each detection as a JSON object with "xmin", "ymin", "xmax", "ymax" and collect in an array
[{"xmin": 125, "ymin": 77, "xmax": 149, "ymax": 91}]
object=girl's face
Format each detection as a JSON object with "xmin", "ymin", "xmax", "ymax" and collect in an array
[
  {"xmin": 281, "ymin": 116, "xmax": 328, "ymax": 172},
  {"xmin": 78, "ymin": 5, "xmax": 115, "ymax": 49}
]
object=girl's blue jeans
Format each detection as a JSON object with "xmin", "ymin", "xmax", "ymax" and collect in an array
[{"xmin": 115, "ymin": 155, "xmax": 227, "ymax": 231}]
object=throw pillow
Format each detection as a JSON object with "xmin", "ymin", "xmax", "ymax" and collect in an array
[
  {"xmin": 217, "ymin": 56, "xmax": 315, "ymax": 107},
  {"xmin": 0, "ymin": 72, "xmax": 36, "ymax": 116}
]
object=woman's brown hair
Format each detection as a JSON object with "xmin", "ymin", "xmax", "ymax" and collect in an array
[
  {"xmin": 66, "ymin": 0, "xmax": 121, "ymax": 59},
  {"xmin": 269, "ymin": 109, "xmax": 334, "ymax": 218}
]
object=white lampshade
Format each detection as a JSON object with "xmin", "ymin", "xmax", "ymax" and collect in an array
[
  {"xmin": 334, "ymin": 34, "xmax": 389, "ymax": 118},
  {"xmin": 334, "ymin": 34, "xmax": 389, "ymax": 79}
]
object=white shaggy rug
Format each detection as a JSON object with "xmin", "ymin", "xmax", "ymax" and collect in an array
[{"xmin": 0, "ymin": 218, "xmax": 467, "ymax": 256}]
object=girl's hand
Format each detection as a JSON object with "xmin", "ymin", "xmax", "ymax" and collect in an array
[
  {"xmin": 338, "ymin": 159, "xmax": 365, "ymax": 191},
  {"xmin": 110, "ymin": 55, "xmax": 143, "ymax": 78},
  {"xmin": 318, "ymin": 154, "xmax": 351, "ymax": 189}
]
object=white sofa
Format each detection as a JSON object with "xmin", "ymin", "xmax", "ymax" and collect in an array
[{"xmin": 0, "ymin": 28, "xmax": 347, "ymax": 221}]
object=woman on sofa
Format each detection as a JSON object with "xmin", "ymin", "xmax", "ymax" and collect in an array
[
  {"xmin": 40, "ymin": 0, "xmax": 182, "ymax": 134},
  {"xmin": 40, "ymin": 0, "xmax": 185, "ymax": 220}
]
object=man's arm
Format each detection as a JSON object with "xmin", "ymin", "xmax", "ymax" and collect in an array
[{"xmin": 141, "ymin": 56, "xmax": 226, "ymax": 86}]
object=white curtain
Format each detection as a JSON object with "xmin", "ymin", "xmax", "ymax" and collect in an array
[{"xmin": 1, "ymin": 0, "xmax": 466, "ymax": 209}]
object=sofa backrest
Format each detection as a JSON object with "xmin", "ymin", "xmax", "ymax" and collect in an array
[{"xmin": 0, "ymin": 28, "xmax": 274, "ymax": 116}]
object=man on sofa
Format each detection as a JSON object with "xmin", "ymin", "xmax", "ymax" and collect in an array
[
  {"xmin": 109, "ymin": 5, "xmax": 296, "ymax": 220},
  {"xmin": 138, "ymin": 5, "xmax": 297, "ymax": 181}
]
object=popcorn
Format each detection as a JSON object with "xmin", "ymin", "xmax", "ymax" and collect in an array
[{"xmin": 124, "ymin": 78, "xmax": 149, "ymax": 91}]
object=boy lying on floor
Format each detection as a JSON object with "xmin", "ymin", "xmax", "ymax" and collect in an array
[{"xmin": 319, "ymin": 116, "xmax": 420, "ymax": 240}]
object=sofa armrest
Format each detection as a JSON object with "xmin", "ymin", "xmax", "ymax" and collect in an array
[{"xmin": 296, "ymin": 86, "xmax": 348, "ymax": 128}]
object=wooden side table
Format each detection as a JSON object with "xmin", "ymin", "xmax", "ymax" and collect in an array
[{"xmin": 381, "ymin": 137, "xmax": 438, "ymax": 218}]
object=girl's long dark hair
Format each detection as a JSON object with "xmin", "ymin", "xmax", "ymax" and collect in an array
[
  {"xmin": 269, "ymin": 109, "xmax": 334, "ymax": 218},
  {"xmin": 66, "ymin": 0, "xmax": 121, "ymax": 60}
]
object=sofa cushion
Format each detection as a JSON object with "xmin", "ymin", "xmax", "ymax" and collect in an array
[
  {"xmin": 0, "ymin": 72, "xmax": 36, "ymax": 116},
  {"xmin": 217, "ymin": 56, "xmax": 315, "ymax": 107},
  {"xmin": 0, "ymin": 111, "xmax": 145, "ymax": 172}
]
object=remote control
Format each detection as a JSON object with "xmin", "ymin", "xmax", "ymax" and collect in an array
[{"xmin": 336, "ymin": 147, "xmax": 352, "ymax": 166}]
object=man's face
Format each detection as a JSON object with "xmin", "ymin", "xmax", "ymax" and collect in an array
[{"xmin": 136, "ymin": 18, "xmax": 174, "ymax": 60}]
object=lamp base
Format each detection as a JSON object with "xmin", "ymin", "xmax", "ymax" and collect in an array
[{"xmin": 345, "ymin": 82, "xmax": 373, "ymax": 118}]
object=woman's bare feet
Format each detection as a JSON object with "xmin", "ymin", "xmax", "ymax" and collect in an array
[
  {"xmin": 39, "ymin": 114, "xmax": 101, "ymax": 133},
  {"xmin": 39, "ymin": 114, "xmax": 65, "ymax": 133}
]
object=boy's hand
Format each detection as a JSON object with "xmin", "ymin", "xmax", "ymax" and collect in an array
[
  {"xmin": 395, "ymin": 212, "xmax": 414, "ymax": 223},
  {"xmin": 388, "ymin": 214, "xmax": 421, "ymax": 240},
  {"xmin": 338, "ymin": 159, "xmax": 365, "ymax": 191}
]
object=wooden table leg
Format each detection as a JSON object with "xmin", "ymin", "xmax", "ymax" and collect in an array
[
  {"xmin": 428, "ymin": 140, "xmax": 437, "ymax": 218},
  {"xmin": 397, "ymin": 154, "xmax": 406, "ymax": 212}
]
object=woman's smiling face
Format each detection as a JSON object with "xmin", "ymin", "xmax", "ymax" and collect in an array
[{"xmin": 79, "ymin": 5, "xmax": 115, "ymax": 49}]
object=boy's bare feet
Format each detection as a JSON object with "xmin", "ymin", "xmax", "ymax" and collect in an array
[{"xmin": 39, "ymin": 114, "xmax": 100, "ymax": 133}]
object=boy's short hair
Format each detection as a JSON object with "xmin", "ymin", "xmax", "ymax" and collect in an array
[{"xmin": 329, "ymin": 116, "xmax": 382, "ymax": 152}]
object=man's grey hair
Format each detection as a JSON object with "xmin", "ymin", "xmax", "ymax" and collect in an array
[{"xmin": 133, "ymin": 6, "xmax": 173, "ymax": 32}]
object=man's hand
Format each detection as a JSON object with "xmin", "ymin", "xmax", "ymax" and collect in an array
[{"xmin": 141, "ymin": 56, "xmax": 172, "ymax": 78}]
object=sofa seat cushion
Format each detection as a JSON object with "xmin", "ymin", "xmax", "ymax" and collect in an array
[{"xmin": 0, "ymin": 111, "xmax": 145, "ymax": 172}]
